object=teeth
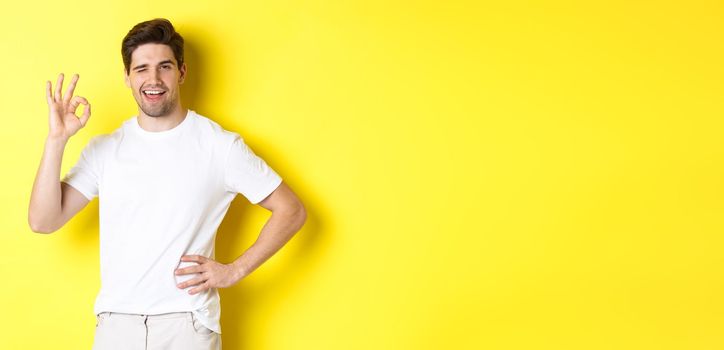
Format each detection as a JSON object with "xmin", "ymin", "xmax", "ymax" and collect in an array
[{"xmin": 143, "ymin": 90, "xmax": 164, "ymax": 95}]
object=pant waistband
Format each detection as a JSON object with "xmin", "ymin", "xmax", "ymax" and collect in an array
[{"xmin": 98, "ymin": 311, "xmax": 193, "ymax": 322}]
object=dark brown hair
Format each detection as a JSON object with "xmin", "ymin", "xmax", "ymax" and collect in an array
[{"xmin": 121, "ymin": 18, "xmax": 184, "ymax": 75}]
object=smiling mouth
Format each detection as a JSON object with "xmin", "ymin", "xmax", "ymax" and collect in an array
[
  {"xmin": 142, "ymin": 90, "xmax": 166, "ymax": 101},
  {"xmin": 143, "ymin": 89, "xmax": 166, "ymax": 95}
]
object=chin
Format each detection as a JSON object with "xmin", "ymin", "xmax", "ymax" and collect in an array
[{"xmin": 142, "ymin": 104, "xmax": 173, "ymax": 118}]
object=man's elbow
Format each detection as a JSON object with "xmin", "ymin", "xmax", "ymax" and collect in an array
[
  {"xmin": 28, "ymin": 215, "xmax": 58, "ymax": 234},
  {"xmin": 296, "ymin": 203, "xmax": 307, "ymax": 229},
  {"xmin": 288, "ymin": 200, "xmax": 307, "ymax": 231}
]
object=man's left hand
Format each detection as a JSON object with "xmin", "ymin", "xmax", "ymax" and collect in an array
[{"xmin": 175, "ymin": 255, "xmax": 242, "ymax": 295}]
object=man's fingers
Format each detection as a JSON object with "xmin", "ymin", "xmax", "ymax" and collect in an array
[
  {"xmin": 63, "ymin": 73, "xmax": 79, "ymax": 104},
  {"xmin": 54, "ymin": 73, "xmax": 64, "ymax": 102},
  {"xmin": 46, "ymin": 81, "xmax": 52, "ymax": 104},
  {"xmin": 69, "ymin": 96, "xmax": 91, "ymax": 126},
  {"xmin": 79, "ymin": 102, "xmax": 91, "ymax": 127},
  {"xmin": 176, "ymin": 265, "xmax": 203, "ymax": 275},
  {"xmin": 69, "ymin": 95, "xmax": 88, "ymax": 112},
  {"xmin": 188, "ymin": 281, "xmax": 210, "ymax": 295},
  {"xmin": 177, "ymin": 276, "xmax": 206, "ymax": 289},
  {"xmin": 181, "ymin": 255, "xmax": 208, "ymax": 263}
]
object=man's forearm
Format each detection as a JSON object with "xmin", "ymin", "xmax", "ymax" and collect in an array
[
  {"xmin": 231, "ymin": 206, "xmax": 307, "ymax": 280},
  {"xmin": 28, "ymin": 136, "xmax": 68, "ymax": 233}
]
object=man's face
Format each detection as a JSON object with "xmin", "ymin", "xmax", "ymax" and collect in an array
[{"xmin": 124, "ymin": 43, "xmax": 186, "ymax": 118}]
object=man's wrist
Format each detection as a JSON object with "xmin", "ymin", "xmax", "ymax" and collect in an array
[
  {"xmin": 45, "ymin": 134, "xmax": 69, "ymax": 146},
  {"xmin": 231, "ymin": 259, "xmax": 250, "ymax": 281}
]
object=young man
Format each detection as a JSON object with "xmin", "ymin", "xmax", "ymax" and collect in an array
[{"xmin": 28, "ymin": 18, "xmax": 307, "ymax": 350}]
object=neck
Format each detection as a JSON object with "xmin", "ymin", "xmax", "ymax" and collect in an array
[{"xmin": 137, "ymin": 104, "xmax": 188, "ymax": 132}]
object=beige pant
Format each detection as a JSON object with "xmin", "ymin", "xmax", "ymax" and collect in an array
[{"xmin": 92, "ymin": 311, "xmax": 221, "ymax": 350}]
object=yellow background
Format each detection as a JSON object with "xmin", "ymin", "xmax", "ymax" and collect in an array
[{"xmin": 2, "ymin": 0, "xmax": 723, "ymax": 349}]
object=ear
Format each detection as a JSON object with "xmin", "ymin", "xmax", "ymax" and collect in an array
[
  {"xmin": 179, "ymin": 62, "xmax": 187, "ymax": 85},
  {"xmin": 124, "ymin": 68, "xmax": 130, "ymax": 88}
]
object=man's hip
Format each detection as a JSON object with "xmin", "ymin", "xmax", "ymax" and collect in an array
[{"xmin": 92, "ymin": 311, "xmax": 220, "ymax": 350}]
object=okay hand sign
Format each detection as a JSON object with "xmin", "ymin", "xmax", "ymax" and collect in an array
[{"xmin": 46, "ymin": 73, "xmax": 91, "ymax": 140}]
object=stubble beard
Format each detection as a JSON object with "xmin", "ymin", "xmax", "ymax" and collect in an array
[{"xmin": 138, "ymin": 91, "xmax": 176, "ymax": 118}]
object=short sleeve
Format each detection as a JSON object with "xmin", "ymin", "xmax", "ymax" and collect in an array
[
  {"xmin": 61, "ymin": 136, "xmax": 102, "ymax": 201},
  {"xmin": 223, "ymin": 135, "xmax": 282, "ymax": 204}
]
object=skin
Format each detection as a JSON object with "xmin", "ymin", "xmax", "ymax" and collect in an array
[
  {"xmin": 124, "ymin": 43, "xmax": 188, "ymax": 130},
  {"xmin": 27, "ymin": 73, "xmax": 92, "ymax": 235},
  {"xmin": 29, "ymin": 42, "xmax": 307, "ymax": 297}
]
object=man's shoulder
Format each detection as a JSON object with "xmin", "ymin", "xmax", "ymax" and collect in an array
[{"xmin": 191, "ymin": 110, "xmax": 242, "ymax": 143}]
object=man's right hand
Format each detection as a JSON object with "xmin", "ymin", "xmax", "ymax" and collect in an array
[{"xmin": 46, "ymin": 73, "xmax": 91, "ymax": 140}]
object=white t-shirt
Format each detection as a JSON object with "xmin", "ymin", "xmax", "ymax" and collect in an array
[{"xmin": 61, "ymin": 109, "xmax": 282, "ymax": 334}]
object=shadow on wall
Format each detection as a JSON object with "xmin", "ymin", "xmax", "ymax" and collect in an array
[
  {"xmin": 180, "ymin": 31, "xmax": 328, "ymax": 349},
  {"xmin": 216, "ymin": 192, "xmax": 324, "ymax": 349},
  {"xmin": 179, "ymin": 28, "xmax": 203, "ymax": 111}
]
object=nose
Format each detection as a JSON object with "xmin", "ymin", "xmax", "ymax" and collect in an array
[{"xmin": 149, "ymin": 68, "xmax": 163, "ymax": 85}]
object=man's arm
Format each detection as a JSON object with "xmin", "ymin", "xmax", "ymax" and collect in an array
[
  {"xmin": 176, "ymin": 181, "xmax": 307, "ymax": 294},
  {"xmin": 230, "ymin": 181, "xmax": 307, "ymax": 279},
  {"xmin": 28, "ymin": 137, "xmax": 91, "ymax": 233},
  {"xmin": 28, "ymin": 73, "xmax": 92, "ymax": 234}
]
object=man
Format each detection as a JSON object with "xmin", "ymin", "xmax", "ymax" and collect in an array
[{"xmin": 27, "ymin": 18, "xmax": 307, "ymax": 350}]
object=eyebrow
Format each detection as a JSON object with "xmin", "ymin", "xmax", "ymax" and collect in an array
[{"xmin": 132, "ymin": 60, "xmax": 176, "ymax": 71}]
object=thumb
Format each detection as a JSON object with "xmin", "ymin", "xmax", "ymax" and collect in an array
[
  {"xmin": 78, "ymin": 102, "xmax": 91, "ymax": 127},
  {"xmin": 70, "ymin": 96, "xmax": 91, "ymax": 127}
]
